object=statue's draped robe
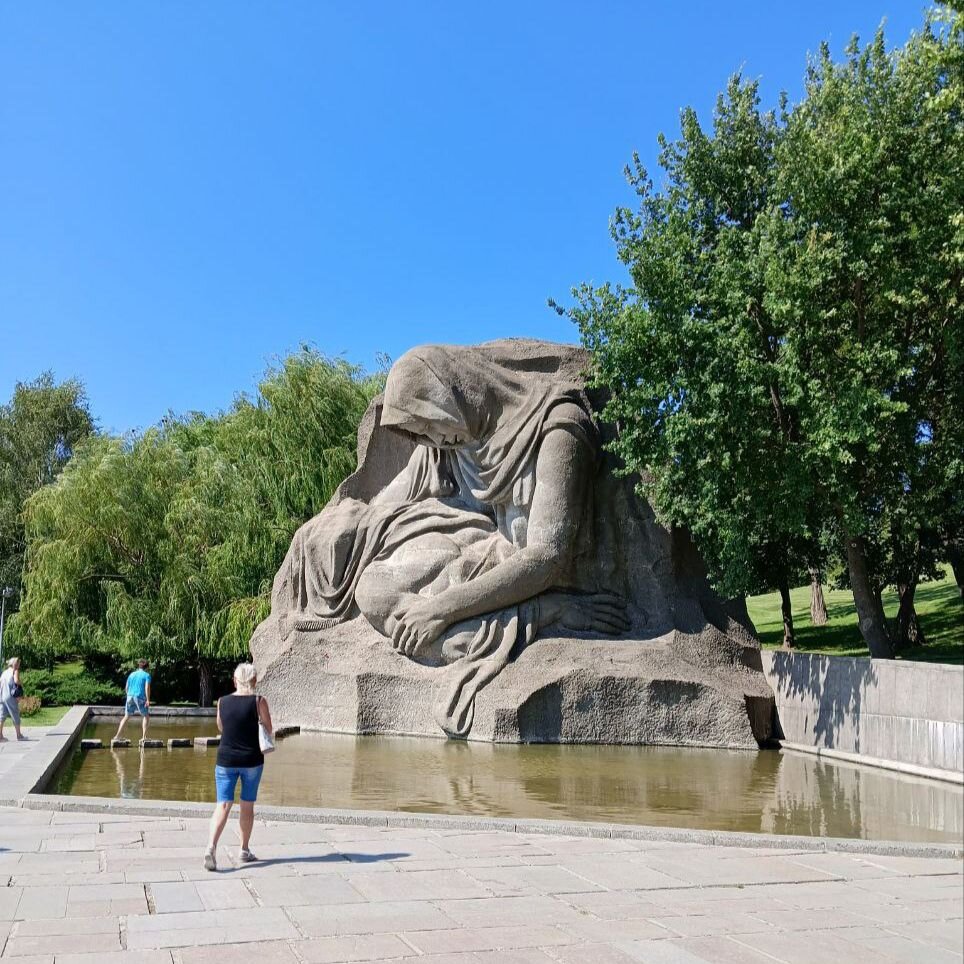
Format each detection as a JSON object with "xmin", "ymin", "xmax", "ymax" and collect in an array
[{"xmin": 272, "ymin": 344, "xmax": 598, "ymax": 736}]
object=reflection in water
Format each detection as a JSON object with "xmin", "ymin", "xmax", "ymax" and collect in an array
[
  {"xmin": 111, "ymin": 747, "xmax": 146, "ymax": 799},
  {"xmin": 50, "ymin": 721, "xmax": 963, "ymax": 844}
]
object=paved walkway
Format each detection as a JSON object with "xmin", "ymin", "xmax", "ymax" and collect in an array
[
  {"xmin": 0, "ymin": 802, "xmax": 959, "ymax": 963},
  {"xmin": 1, "ymin": 721, "xmax": 962, "ymax": 963},
  {"xmin": 0, "ymin": 724, "xmax": 54, "ymax": 784}
]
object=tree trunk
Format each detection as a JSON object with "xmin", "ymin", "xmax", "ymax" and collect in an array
[
  {"xmin": 809, "ymin": 568, "xmax": 828, "ymax": 626},
  {"xmin": 845, "ymin": 535, "xmax": 893, "ymax": 658},
  {"xmin": 777, "ymin": 573, "xmax": 795, "ymax": 649},
  {"xmin": 906, "ymin": 608, "xmax": 927, "ymax": 647},
  {"xmin": 895, "ymin": 579, "xmax": 926, "ymax": 648},
  {"xmin": 198, "ymin": 661, "xmax": 213, "ymax": 708},
  {"xmin": 948, "ymin": 544, "xmax": 963, "ymax": 598}
]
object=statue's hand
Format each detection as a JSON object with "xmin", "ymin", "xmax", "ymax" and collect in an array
[
  {"xmin": 389, "ymin": 594, "xmax": 448, "ymax": 657},
  {"xmin": 557, "ymin": 591, "xmax": 630, "ymax": 635}
]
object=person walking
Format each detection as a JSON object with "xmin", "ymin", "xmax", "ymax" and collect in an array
[
  {"xmin": 0, "ymin": 657, "xmax": 26, "ymax": 742},
  {"xmin": 113, "ymin": 659, "xmax": 152, "ymax": 743},
  {"xmin": 204, "ymin": 662, "xmax": 273, "ymax": 871}
]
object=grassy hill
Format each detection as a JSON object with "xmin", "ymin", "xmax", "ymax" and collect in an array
[{"xmin": 746, "ymin": 565, "xmax": 963, "ymax": 664}]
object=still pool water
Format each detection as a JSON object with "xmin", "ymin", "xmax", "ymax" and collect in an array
[{"xmin": 49, "ymin": 720, "xmax": 963, "ymax": 844}]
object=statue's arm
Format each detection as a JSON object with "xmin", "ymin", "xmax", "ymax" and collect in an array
[{"xmin": 390, "ymin": 424, "xmax": 590, "ymax": 653}]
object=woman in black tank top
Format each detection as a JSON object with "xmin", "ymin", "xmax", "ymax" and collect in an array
[
  {"xmin": 217, "ymin": 694, "xmax": 263, "ymax": 769},
  {"xmin": 204, "ymin": 662, "xmax": 273, "ymax": 872}
]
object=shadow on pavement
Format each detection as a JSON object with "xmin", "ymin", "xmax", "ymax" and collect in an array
[{"xmin": 223, "ymin": 851, "xmax": 410, "ymax": 870}]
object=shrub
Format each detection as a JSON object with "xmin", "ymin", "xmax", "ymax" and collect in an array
[
  {"xmin": 18, "ymin": 695, "xmax": 41, "ymax": 717},
  {"xmin": 21, "ymin": 670, "xmax": 120, "ymax": 707}
]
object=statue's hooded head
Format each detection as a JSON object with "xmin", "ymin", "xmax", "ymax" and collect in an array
[{"xmin": 381, "ymin": 347, "xmax": 483, "ymax": 448}]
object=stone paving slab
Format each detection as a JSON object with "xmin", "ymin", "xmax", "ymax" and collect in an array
[
  {"xmin": 25, "ymin": 794, "xmax": 964, "ymax": 859},
  {"xmin": 0, "ymin": 799, "xmax": 961, "ymax": 961},
  {"xmin": 0, "ymin": 710, "xmax": 89, "ymax": 808}
]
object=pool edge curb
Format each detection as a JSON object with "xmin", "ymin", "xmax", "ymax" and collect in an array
[
  {"xmin": 17, "ymin": 790, "xmax": 963, "ymax": 859},
  {"xmin": 780, "ymin": 740, "xmax": 964, "ymax": 785}
]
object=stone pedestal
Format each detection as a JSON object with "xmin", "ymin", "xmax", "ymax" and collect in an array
[{"xmin": 252, "ymin": 616, "xmax": 772, "ymax": 748}]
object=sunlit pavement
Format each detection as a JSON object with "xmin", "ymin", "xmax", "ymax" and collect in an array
[
  {"xmin": 0, "ymin": 724, "xmax": 55, "ymax": 786},
  {"xmin": 1, "ymin": 723, "xmax": 961, "ymax": 963},
  {"xmin": 0, "ymin": 795, "xmax": 960, "ymax": 964}
]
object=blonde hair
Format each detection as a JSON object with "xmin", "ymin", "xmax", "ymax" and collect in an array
[
  {"xmin": 233, "ymin": 662, "xmax": 257, "ymax": 692},
  {"xmin": 6, "ymin": 657, "xmax": 19, "ymax": 668}
]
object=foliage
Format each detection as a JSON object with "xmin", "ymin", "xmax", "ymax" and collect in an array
[
  {"xmin": 19, "ymin": 657, "xmax": 225, "ymax": 707},
  {"xmin": 564, "ymin": 78, "xmax": 814, "ymax": 603},
  {"xmin": 17, "ymin": 695, "xmax": 41, "ymax": 717},
  {"xmin": 562, "ymin": 6, "xmax": 963, "ymax": 656},
  {"xmin": 0, "ymin": 372, "xmax": 94, "ymax": 602},
  {"xmin": 21, "ymin": 668, "xmax": 120, "ymax": 707},
  {"xmin": 10, "ymin": 350, "xmax": 381, "ymax": 697}
]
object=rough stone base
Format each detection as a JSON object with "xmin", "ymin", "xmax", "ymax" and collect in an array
[{"xmin": 251, "ymin": 616, "xmax": 773, "ymax": 749}]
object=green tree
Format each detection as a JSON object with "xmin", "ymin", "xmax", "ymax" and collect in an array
[
  {"xmin": 561, "ymin": 79, "xmax": 822, "ymax": 650},
  {"xmin": 12, "ymin": 350, "xmax": 381, "ymax": 702},
  {"xmin": 15, "ymin": 432, "xmax": 190, "ymax": 666},
  {"xmin": 562, "ymin": 7, "xmax": 962, "ymax": 658},
  {"xmin": 0, "ymin": 373, "xmax": 94, "ymax": 605},
  {"xmin": 162, "ymin": 350, "xmax": 382, "ymax": 699}
]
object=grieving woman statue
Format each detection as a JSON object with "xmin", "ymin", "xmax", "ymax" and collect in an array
[
  {"xmin": 257, "ymin": 339, "xmax": 774, "ymax": 747},
  {"xmin": 270, "ymin": 342, "xmax": 628, "ymax": 736}
]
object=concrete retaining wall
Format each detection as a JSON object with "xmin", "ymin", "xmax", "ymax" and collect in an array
[
  {"xmin": 761, "ymin": 650, "xmax": 963, "ymax": 781},
  {"xmin": 88, "ymin": 705, "xmax": 216, "ymax": 717}
]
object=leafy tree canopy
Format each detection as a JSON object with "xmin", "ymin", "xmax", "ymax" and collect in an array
[
  {"xmin": 11, "ymin": 350, "xmax": 382, "ymax": 700},
  {"xmin": 0, "ymin": 372, "xmax": 94, "ymax": 599},
  {"xmin": 561, "ymin": 6, "xmax": 963, "ymax": 656}
]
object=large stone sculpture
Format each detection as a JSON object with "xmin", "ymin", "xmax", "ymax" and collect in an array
[{"xmin": 251, "ymin": 339, "xmax": 774, "ymax": 747}]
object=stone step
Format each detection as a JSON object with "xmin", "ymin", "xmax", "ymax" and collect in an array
[
  {"xmin": 140, "ymin": 739, "xmax": 164, "ymax": 748},
  {"xmin": 167, "ymin": 738, "xmax": 194, "ymax": 748},
  {"xmin": 80, "ymin": 739, "xmax": 103, "ymax": 750},
  {"xmin": 110, "ymin": 739, "xmax": 131, "ymax": 748},
  {"xmin": 194, "ymin": 736, "xmax": 220, "ymax": 747}
]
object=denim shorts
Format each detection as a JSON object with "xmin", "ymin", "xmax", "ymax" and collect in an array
[
  {"xmin": 214, "ymin": 764, "xmax": 264, "ymax": 803},
  {"xmin": 125, "ymin": 696, "xmax": 149, "ymax": 716}
]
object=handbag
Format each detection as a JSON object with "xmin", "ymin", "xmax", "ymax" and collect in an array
[
  {"xmin": 257, "ymin": 697, "xmax": 275, "ymax": 753},
  {"xmin": 11, "ymin": 683, "xmax": 23, "ymax": 699}
]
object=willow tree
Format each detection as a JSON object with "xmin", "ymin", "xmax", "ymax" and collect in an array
[
  {"xmin": 17, "ymin": 432, "xmax": 190, "ymax": 666},
  {"xmin": 563, "ymin": 6, "xmax": 962, "ymax": 657},
  {"xmin": 14, "ymin": 350, "xmax": 381, "ymax": 702},
  {"xmin": 167, "ymin": 351, "xmax": 383, "ymax": 698}
]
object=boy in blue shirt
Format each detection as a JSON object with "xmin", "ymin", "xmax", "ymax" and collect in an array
[{"xmin": 113, "ymin": 659, "xmax": 152, "ymax": 743}]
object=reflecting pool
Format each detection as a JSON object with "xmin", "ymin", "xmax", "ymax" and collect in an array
[{"xmin": 48, "ymin": 720, "xmax": 963, "ymax": 844}]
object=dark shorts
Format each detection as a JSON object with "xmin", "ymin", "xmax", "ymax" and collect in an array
[
  {"xmin": 125, "ymin": 696, "xmax": 149, "ymax": 716},
  {"xmin": 214, "ymin": 764, "xmax": 264, "ymax": 803}
]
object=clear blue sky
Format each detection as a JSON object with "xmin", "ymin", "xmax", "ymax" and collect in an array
[{"xmin": 1, "ymin": 2, "xmax": 925, "ymax": 434}]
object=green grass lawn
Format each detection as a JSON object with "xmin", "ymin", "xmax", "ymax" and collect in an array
[
  {"xmin": 21, "ymin": 705, "xmax": 70, "ymax": 727},
  {"xmin": 747, "ymin": 565, "xmax": 963, "ymax": 664}
]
